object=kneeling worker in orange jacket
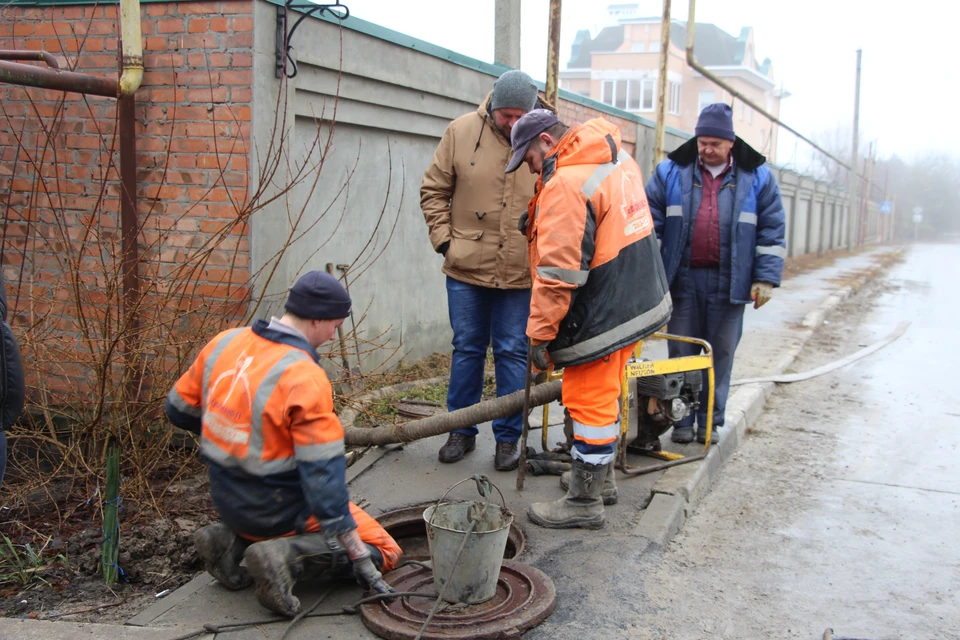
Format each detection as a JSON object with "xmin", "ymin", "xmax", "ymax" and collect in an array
[
  {"xmin": 506, "ymin": 110, "xmax": 672, "ymax": 529},
  {"xmin": 165, "ymin": 271, "xmax": 401, "ymax": 617}
]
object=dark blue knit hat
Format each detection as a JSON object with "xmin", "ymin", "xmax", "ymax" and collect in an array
[
  {"xmin": 284, "ymin": 270, "xmax": 351, "ymax": 320},
  {"xmin": 695, "ymin": 103, "xmax": 736, "ymax": 141}
]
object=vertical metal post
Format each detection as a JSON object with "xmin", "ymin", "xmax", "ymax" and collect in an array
[
  {"xmin": 119, "ymin": 96, "xmax": 141, "ymax": 399},
  {"xmin": 545, "ymin": 0, "xmax": 562, "ymax": 110},
  {"xmin": 494, "ymin": 0, "xmax": 522, "ymax": 69},
  {"xmin": 653, "ymin": 0, "xmax": 672, "ymax": 164},
  {"xmin": 847, "ymin": 49, "xmax": 861, "ymax": 251}
]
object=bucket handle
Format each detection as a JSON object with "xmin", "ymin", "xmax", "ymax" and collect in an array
[{"xmin": 427, "ymin": 474, "xmax": 506, "ymax": 528}]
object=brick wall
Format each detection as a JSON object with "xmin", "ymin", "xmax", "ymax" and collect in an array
[{"xmin": 0, "ymin": 0, "xmax": 254, "ymax": 402}]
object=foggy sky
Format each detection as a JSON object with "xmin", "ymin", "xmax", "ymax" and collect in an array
[{"xmin": 341, "ymin": 0, "xmax": 958, "ymax": 167}]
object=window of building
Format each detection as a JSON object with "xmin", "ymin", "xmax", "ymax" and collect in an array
[
  {"xmin": 747, "ymin": 107, "xmax": 753, "ymax": 124},
  {"xmin": 627, "ymin": 80, "xmax": 641, "ymax": 111},
  {"xmin": 614, "ymin": 79, "xmax": 628, "ymax": 110},
  {"xmin": 641, "ymin": 79, "xmax": 654, "ymax": 110},
  {"xmin": 631, "ymin": 42, "xmax": 645, "ymax": 53},
  {"xmin": 648, "ymin": 40, "xmax": 660, "ymax": 53},
  {"xmin": 760, "ymin": 129, "xmax": 767, "ymax": 149},
  {"xmin": 669, "ymin": 81, "xmax": 681, "ymax": 115},
  {"xmin": 602, "ymin": 80, "xmax": 614, "ymax": 105},
  {"xmin": 698, "ymin": 90, "xmax": 716, "ymax": 113},
  {"xmin": 738, "ymin": 101, "xmax": 745, "ymax": 121}
]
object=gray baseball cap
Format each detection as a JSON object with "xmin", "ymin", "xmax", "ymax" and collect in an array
[{"xmin": 505, "ymin": 109, "xmax": 561, "ymax": 174}]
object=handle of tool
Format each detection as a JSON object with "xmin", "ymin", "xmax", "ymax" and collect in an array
[
  {"xmin": 516, "ymin": 342, "xmax": 534, "ymax": 491},
  {"xmin": 326, "ymin": 263, "xmax": 352, "ymax": 371}
]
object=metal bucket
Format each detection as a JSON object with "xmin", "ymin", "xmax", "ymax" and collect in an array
[{"xmin": 423, "ymin": 477, "xmax": 513, "ymax": 604}]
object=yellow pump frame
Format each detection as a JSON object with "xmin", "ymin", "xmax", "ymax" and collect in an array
[{"xmin": 540, "ymin": 332, "xmax": 715, "ymax": 476}]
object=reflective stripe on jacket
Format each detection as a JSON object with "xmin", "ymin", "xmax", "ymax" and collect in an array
[
  {"xmin": 646, "ymin": 137, "xmax": 786, "ymax": 304},
  {"xmin": 526, "ymin": 119, "xmax": 672, "ymax": 368},
  {"xmin": 165, "ymin": 320, "xmax": 357, "ymax": 538}
]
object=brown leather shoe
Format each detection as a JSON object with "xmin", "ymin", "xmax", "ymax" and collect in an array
[
  {"xmin": 494, "ymin": 441, "xmax": 520, "ymax": 471},
  {"xmin": 438, "ymin": 433, "xmax": 476, "ymax": 463}
]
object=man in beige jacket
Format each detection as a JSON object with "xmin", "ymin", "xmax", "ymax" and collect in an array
[{"xmin": 420, "ymin": 70, "xmax": 544, "ymax": 471}]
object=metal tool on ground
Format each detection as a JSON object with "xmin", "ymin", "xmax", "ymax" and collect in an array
[
  {"xmin": 537, "ymin": 332, "xmax": 716, "ymax": 478},
  {"xmin": 517, "ymin": 343, "xmax": 534, "ymax": 490},
  {"xmin": 336, "ymin": 262, "xmax": 365, "ymax": 388},
  {"xmin": 326, "ymin": 262, "xmax": 358, "ymax": 394}
]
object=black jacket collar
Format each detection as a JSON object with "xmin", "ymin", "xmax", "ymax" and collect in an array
[{"xmin": 668, "ymin": 136, "xmax": 767, "ymax": 172}]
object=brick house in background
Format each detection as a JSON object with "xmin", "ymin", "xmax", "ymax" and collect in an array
[{"xmin": 560, "ymin": 3, "xmax": 789, "ymax": 158}]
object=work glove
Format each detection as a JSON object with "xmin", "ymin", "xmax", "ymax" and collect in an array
[
  {"xmin": 336, "ymin": 528, "xmax": 395, "ymax": 598},
  {"xmin": 530, "ymin": 340, "xmax": 551, "ymax": 372},
  {"xmin": 517, "ymin": 211, "xmax": 529, "ymax": 234},
  {"xmin": 437, "ymin": 241, "xmax": 450, "ymax": 256},
  {"xmin": 750, "ymin": 281, "xmax": 773, "ymax": 309}
]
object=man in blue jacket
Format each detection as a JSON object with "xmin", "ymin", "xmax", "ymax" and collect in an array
[{"xmin": 645, "ymin": 103, "xmax": 785, "ymax": 444}]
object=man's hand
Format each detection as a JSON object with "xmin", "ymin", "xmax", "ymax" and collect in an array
[
  {"xmin": 337, "ymin": 529, "xmax": 395, "ymax": 597},
  {"xmin": 352, "ymin": 556, "xmax": 394, "ymax": 596},
  {"xmin": 517, "ymin": 211, "xmax": 529, "ymax": 234},
  {"xmin": 530, "ymin": 340, "xmax": 551, "ymax": 371},
  {"xmin": 751, "ymin": 282, "xmax": 773, "ymax": 309}
]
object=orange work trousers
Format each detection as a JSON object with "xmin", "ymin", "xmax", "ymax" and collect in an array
[{"xmin": 561, "ymin": 342, "xmax": 637, "ymax": 465}]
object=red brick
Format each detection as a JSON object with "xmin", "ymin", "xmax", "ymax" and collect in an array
[
  {"xmin": 176, "ymin": 2, "xmax": 221, "ymax": 15},
  {"xmin": 156, "ymin": 18, "xmax": 185, "ymax": 34},
  {"xmin": 187, "ymin": 18, "xmax": 209, "ymax": 33},
  {"xmin": 219, "ymin": 70, "xmax": 250, "ymax": 86},
  {"xmin": 231, "ymin": 17, "xmax": 253, "ymax": 32},
  {"xmin": 208, "ymin": 17, "xmax": 229, "ymax": 32},
  {"xmin": 13, "ymin": 23, "xmax": 33, "ymax": 36},
  {"xmin": 220, "ymin": 32, "xmax": 252, "ymax": 48},
  {"xmin": 220, "ymin": 1, "xmax": 253, "ymax": 14}
]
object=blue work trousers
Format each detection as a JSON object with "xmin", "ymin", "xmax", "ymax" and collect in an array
[
  {"xmin": 446, "ymin": 277, "xmax": 530, "ymax": 442},
  {"xmin": 667, "ymin": 268, "xmax": 745, "ymax": 429}
]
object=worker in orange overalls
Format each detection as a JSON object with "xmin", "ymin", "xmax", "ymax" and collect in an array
[
  {"xmin": 505, "ymin": 110, "xmax": 672, "ymax": 529},
  {"xmin": 165, "ymin": 271, "xmax": 400, "ymax": 617}
]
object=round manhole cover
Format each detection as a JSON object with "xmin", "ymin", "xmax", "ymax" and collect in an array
[
  {"xmin": 376, "ymin": 505, "xmax": 526, "ymax": 561},
  {"xmin": 360, "ymin": 560, "xmax": 556, "ymax": 640}
]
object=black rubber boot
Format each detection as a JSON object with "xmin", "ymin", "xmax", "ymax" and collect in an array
[
  {"xmin": 243, "ymin": 533, "xmax": 341, "ymax": 617},
  {"xmin": 529, "ymin": 459, "xmax": 607, "ymax": 529},
  {"xmin": 560, "ymin": 462, "xmax": 618, "ymax": 505},
  {"xmin": 194, "ymin": 523, "xmax": 252, "ymax": 591}
]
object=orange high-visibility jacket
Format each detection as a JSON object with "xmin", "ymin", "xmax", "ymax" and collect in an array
[
  {"xmin": 525, "ymin": 119, "xmax": 672, "ymax": 367},
  {"xmin": 165, "ymin": 319, "xmax": 400, "ymax": 570}
]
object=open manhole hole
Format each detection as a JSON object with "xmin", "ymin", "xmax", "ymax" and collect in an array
[
  {"xmin": 360, "ymin": 560, "xmax": 556, "ymax": 640},
  {"xmin": 376, "ymin": 504, "xmax": 526, "ymax": 561}
]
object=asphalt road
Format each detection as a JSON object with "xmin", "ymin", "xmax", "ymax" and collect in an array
[{"xmin": 619, "ymin": 243, "xmax": 960, "ymax": 640}]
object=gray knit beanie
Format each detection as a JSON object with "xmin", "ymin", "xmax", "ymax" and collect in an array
[{"xmin": 491, "ymin": 70, "xmax": 538, "ymax": 112}]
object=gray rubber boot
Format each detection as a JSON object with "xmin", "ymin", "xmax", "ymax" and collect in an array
[
  {"xmin": 194, "ymin": 523, "xmax": 252, "ymax": 591},
  {"xmin": 243, "ymin": 533, "xmax": 343, "ymax": 617},
  {"xmin": 560, "ymin": 462, "xmax": 618, "ymax": 505},
  {"xmin": 528, "ymin": 459, "xmax": 607, "ymax": 530}
]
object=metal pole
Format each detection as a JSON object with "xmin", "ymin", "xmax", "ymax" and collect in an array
[
  {"xmin": 494, "ymin": 0, "xmax": 522, "ymax": 69},
  {"xmin": 545, "ymin": 0, "xmax": 562, "ymax": 109},
  {"xmin": 653, "ymin": 0, "xmax": 672, "ymax": 164},
  {"xmin": 119, "ymin": 95, "xmax": 141, "ymax": 400},
  {"xmin": 847, "ymin": 49, "xmax": 861, "ymax": 252}
]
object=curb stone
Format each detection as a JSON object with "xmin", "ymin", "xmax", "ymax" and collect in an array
[{"xmin": 632, "ymin": 249, "xmax": 901, "ymax": 548}]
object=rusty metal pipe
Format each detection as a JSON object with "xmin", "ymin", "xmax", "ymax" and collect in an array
[
  {"xmin": 119, "ymin": 96, "xmax": 140, "ymax": 398},
  {"xmin": 685, "ymin": 0, "xmax": 852, "ymax": 172},
  {"xmin": 0, "ymin": 59, "xmax": 118, "ymax": 97},
  {"xmin": 652, "ymin": 0, "xmax": 672, "ymax": 164},
  {"xmin": 544, "ymin": 0, "xmax": 561, "ymax": 111},
  {"xmin": 0, "ymin": 49, "xmax": 60, "ymax": 69}
]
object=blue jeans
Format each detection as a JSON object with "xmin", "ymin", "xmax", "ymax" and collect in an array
[
  {"xmin": 667, "ymin": 268, "xmax": 745, "ymax": 429},
  {"xmin": 446, "ymin": 277, "xmax": 530, "ymax": 442}
]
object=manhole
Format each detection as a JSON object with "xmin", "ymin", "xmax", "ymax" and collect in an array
[
  {"xmin": 360, "ymin": 560, "xmax": 556, "ymax": 640},
  {"xmin": 376, "ymin": 504, "xmax": 526, "ymax": 561}
]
